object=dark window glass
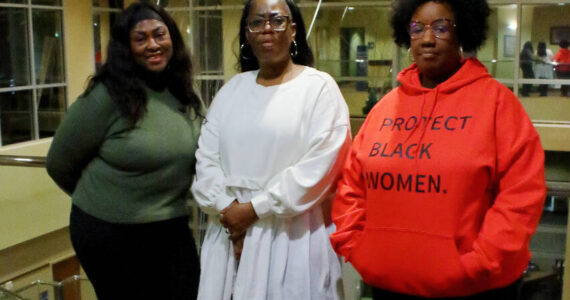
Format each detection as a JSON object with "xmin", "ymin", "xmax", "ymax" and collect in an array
[
  {"xmin": 37, "ymin": 86, "xmax": 65, "ymax": 138},
  {"xmin": 0, "ymin": 90, "xmax": 34, "ymax": 146},
  {"xmin": 0, "ymin": 8, "xmax": 31, "ymax": 88},
  {"xmin": 33, "ymin": 9, "xmax": 65, "ymax": 84},
  {"xmin": 31, "ymin": 0, "xmax": 62, "ymax": 5}
]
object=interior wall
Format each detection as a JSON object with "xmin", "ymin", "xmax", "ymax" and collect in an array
[
  {"xmin": 0, "ymin": 139, "xmax": 70, "ymax": 251},
  {"xmin": 222, "ymin": 8, "xmax": 242, "ymax": 81},
  {"xmin": 532, "ymin": 5, "xmax": 570, "ymax": 47},
  {"xmin": 64, "ymin": 0, "xmax": 95, "ymax": 103}
]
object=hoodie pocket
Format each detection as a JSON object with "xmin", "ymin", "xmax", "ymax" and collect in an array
[{"xmin": 349, "ymin": 227, "xmax": 475, "ymax": 297}]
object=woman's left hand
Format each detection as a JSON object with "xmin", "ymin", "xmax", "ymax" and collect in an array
[{"xmin": 220, "ymin": 200, "xmax": 258, "ymax": 237}]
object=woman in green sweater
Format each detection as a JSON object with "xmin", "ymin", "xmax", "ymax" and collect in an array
[{"xmin": 46, "ymin": 3, "xmax": 202, "ymax": 299}]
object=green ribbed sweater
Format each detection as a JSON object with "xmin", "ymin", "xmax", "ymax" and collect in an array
[{"xmin": 46, "ymin": 83, "xmax": 202, "ymax": 223}]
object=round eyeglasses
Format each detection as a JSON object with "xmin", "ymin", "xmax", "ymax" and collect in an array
[
  {"xmin": 408, "ymin": 18, "xmax": 456, "ymax": 40},
  {"xmin": 247, "ymin": 15, "xmax": 290, "ymax": 33}
]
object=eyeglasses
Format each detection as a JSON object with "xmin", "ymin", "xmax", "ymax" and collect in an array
[
  {"xmin": 408, "ymin": 18, "xmax": 456, "ymax": 40},
  {"xmin": 247, "ymin": 15, "xmax": 290, "ymax": 33}
]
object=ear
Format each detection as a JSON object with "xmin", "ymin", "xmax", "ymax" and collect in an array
[
  {"xmin": 291, "ymin": 22, "xmax": 297, "ymax": 41},
  {"xmin": 245, "ymin": 31, "xmax": 252, "ymax": 45}
]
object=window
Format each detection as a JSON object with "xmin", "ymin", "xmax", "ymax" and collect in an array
[
  {"xmin": 92, "ymin": 0, "xmax": 123, "ymax": 70},
  {"xmin": 0, "ymin": 0, "xmax": 66, "ymax": 146}
]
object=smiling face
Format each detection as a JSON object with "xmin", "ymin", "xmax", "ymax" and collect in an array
[
  {"xmin": 409, "ymin": 1, "xmax": 462, "ymax": 86},
  {"xmin": 130, "ymin": 19, "xmax": 173, "ymax": 72},
  {"xmin": 245, "ymin": 0, "xmax": 296, "ymax": 69}
]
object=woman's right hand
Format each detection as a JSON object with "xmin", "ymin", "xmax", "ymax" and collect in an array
[{"xmin": 220, "ymin": 200, "xmax": 258, "ymax": 236}]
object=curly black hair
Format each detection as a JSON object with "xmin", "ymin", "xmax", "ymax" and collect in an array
[
  {"xmin": 390, "ymin": 0, "xmax": 490, "ymax": 52},
  {"xmin": 85, "ymin": 2, "xmax": 201, "ymax": 124},
  {"xmin": 238, "ymin": 0, "xmax": 314, "ymax": 72}
]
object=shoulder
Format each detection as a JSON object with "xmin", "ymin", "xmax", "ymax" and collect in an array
[
  {"xmin": 223, "ymin": 71, "xmax": 257, "ymax": 90},
  {"xmin": 71, "ymin": 83, "xmax": 117, "ymax": 116},
  {"xmin": 300, "ymin": 67, "xmax": 338, "ymax": 87},
  {"xmin": 206, "ymin": 71, "xmax": 256, "ymax": 117},
  {"xmin": 299, "ymin": 68, "xmax": 349, "ymax": 125},
  {"xmin": 212, "ymin": 72, "xmax": 255, "ymax": 102},
  {"xmin": 298, "ymin": 67, "xmax": 345, "ymax": 104}
]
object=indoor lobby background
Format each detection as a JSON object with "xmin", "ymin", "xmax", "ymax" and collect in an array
[{"xmin": 1, "ymin": 0, "xmax": 569, "ymax": 299}]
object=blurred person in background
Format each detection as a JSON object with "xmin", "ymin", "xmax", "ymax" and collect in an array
[
  {"xmin": 554, "ymin": 39, "xmax": 570, "ymax": 96},
  {"xmin": 535, "ymin": 41, "xmax": 554, "ymax": 96}
]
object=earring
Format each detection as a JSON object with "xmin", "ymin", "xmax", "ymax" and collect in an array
[
  {"xmin": 459, "ymin": 46, "xmax": 464, "ymax": 58},
  {"xmin": 290, "ymin": 40, "xmax": 298, "ymax": 58},
  {"xmin": 407, "ymin": 48, "xmax": 415, "ymax": 62},
  {"xmin": 240, "ymin": 43, "xmax": 251, "ymax": 60}
]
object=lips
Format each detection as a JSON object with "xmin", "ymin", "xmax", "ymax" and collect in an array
[{"xmin": 146, "ymin": 54, "xmax": 163, "ymax": 64}]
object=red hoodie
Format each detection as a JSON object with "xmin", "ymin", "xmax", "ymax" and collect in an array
[
  {"xmin": 330, "ymin": 58, "xmax": 546, "ymax": 297},
  {"xmin": 554, "ymin": 48, "xmax": 570, "ymax": 72}
]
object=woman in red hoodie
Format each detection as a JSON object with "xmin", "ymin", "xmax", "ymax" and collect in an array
[
  {"xmin": 330, "ymin": 0, "xmax": 546, "ymax": 299},
  {"xmin": 554, "ymin": 39, "xmax": 570, "ymax": 96}
]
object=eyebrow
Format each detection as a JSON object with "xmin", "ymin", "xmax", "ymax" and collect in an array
[
  {"xmin": 132, "ymin": 26, "xmax": 167, "ymax": 35},
  {"xmin": 254, "ymin": 12, "xmax": 282, "ymax": 17}
]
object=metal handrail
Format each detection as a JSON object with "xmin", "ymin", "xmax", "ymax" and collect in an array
[
  {"xmin": 0, "ymin": 155, "xmax": 46, "ymax": 168},
  {"xmin": 546, "ymin": 180, "xmax": 570, "ymax": 197},
  {"xmin": 4, "ymin": 275, "xmax": 90, "ymax": 300},
  {"xmin": 0, "ymin": 287, "xmax": 27, "ymax": 300}
]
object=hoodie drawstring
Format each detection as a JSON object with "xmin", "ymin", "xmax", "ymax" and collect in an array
[{"xmin": 413, "ymin": 88, "xmax": 439, "ymax": 173}]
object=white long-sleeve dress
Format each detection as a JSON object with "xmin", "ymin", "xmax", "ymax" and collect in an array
[{"xmin": 191, "ymin": 66, "xmax": 350, "ymax": 300}]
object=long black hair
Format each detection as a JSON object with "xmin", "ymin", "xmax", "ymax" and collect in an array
[
  {"xmin": 521, "ymin": 41, "xmax": 533, "ymax": 60},
  {"xmin": 238, "ymin": 0, "xmax": 314, "ymax": 72},
  {"xmin": 537, "ymin": 41, "xmax": 547, "ymax": 57},
  {"xmin": 390, "ymin": 0, "xmax": 490, "ymax": 52},
  {"xmin": 85, "ymin": 2, "xmax": 201, "ymax": 124}
]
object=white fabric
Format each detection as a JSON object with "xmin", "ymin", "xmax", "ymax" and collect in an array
[
  {"xmin": 192, "ymin": 67, "xmax": 350, "ymax": 300},
  {"xmin": 536, "ymin": 48, "xmax": 554, "ymax": 79}
]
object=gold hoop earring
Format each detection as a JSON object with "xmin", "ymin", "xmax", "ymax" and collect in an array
[
  {"xmin": 240, "ymin": 43, "xmax": 251, "ymax": 60},
  {"xmin": 408, "ymin": 48, "xmax": 415, "ymax": 62},
  {"xmin": 290, "ymin": 40, "xmax": 298, "ymax": 58}
]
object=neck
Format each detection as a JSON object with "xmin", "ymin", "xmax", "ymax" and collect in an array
[
  {"xmin": 420, "ymin": 60, "xmax": 462, "ymax": 89},
  {"xmin": 258, "ymin": 59, "xmax": 294, "ymax": 82},
  {"xmin": 138, "ymin": 67, "xmax": 169, "ymax": 91}
]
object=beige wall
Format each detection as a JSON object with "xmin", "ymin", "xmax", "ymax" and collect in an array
[
  {"xmin": 64, "ymin": 0, "xmax": 96, "ymax": 103},
  {"xmin": 0, "ymin": 140, "xmax": 70, "ymax": 252},
  {"xmin": 222, "ymin": 8, "xmax": 242, "ymax": 81},
  {"xmin": 532, "ymin": 5, "xmax": 570, "ymax": 47}
]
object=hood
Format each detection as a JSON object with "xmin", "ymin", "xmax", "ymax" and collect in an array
[{"xmin": 397, "ymin": 58, "xmax": 492, "ymax": 95}]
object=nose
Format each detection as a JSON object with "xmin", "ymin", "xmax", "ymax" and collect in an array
[
  {"xmin": 147, "ymin": 37, "xmax": 160, "ymax": 50},
  {"xmin": 262, "ymin": 20, "xmax": 273, "ymax": 33},
  {"xmin": 420, "ymin": 27, "xmax": 436, "ymax": 43}
]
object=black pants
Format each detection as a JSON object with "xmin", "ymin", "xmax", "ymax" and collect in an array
[
  {"xmin": 70, "ymin": 205, "xmax": 200, "ymax": 300},
  {"xmin": 537, "ymin": 77, "xmax": 549, "ymax": 96},
  {"xmin": 372, "ymin": 279, "xmax": 520, "ymax": 300},
  {"xmin": 556, "ymin": 71, "xmax": 570, "ymax": 96},
  {"xmin": 520, "ymin": 64, "xmax": 534, "ymax": 96}
]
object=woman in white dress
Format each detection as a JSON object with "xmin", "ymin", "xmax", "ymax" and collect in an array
[
  {"xmin": 535, "ymin": 41, "xmax": 554, "ymax": 96},
  {"xmin": 191, "ymin": 0, "xmax": 351, "ymax": 299}
]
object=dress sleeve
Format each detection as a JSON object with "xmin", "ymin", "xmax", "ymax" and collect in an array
[
  {"xmin": 249, "ymin": 81, "xmax": 351, "ymax": 219},
  {"xmin": 191, "ymin": 91, "xmax": 236, "ymax": 215},
  {"xmin": 460, "ymin": 89, "xmax": 546, "ymax": 280},
  {"xmin": 329, "ymin": 110, "xmax": 372, "ymax": 261},
  {"xmin": 46, "ymin": 85, "xmax": 117, "ymax": 195}
]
